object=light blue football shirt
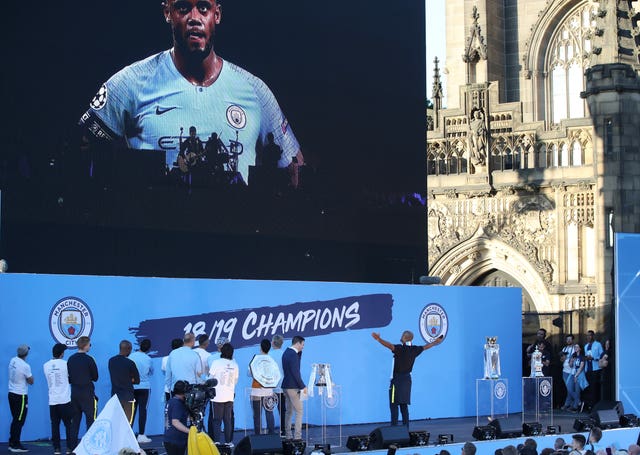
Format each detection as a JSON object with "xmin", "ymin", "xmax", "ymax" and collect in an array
[{"xmin": 80, "ymin": 50, "xmax": 300, "ymax": 183}]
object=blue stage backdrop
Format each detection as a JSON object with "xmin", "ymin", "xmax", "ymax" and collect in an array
[
  {"xmin": 615, "ymin": 233, "xmax": 640, "ymax": 415},
  {"xmin": 0, "ymin": 274, "xmax": 522, "ymax": 442}
]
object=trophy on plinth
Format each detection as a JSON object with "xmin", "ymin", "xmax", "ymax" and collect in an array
[
  {"xmin": 308, "ymin": 363, "xmax": 333, "ymax": 398},
  {"xmin": 530, "ymin": 346, "xmax": 543, "ymax": 377},
  {"xmin": 483, "ymin": 336, "xmax": 501, "ymax": 379}
]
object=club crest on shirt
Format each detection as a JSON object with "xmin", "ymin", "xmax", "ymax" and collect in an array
[
  {"xmin": 90, "ymin": 84, "xmax": 108, "ymax": 110},
  {"xmin": 49, "ymin": 297, "xmax": 94, "ymax": 349},
  {"xmin": 226, "ymin": 105, "xmax": 247, "ymax": 129},
  {"xmin": 419, "ymin": 303, "xmax": 448, "ymax": 343}
]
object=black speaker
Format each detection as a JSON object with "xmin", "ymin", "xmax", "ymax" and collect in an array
[
  {"xmin": 591, "ymin": 400, "xmax": 624, "ymax": 417},
  {"xmin": 592, "ymin": 409, "xmax": 620, "ymax": 429},
  {"xmin": 573, "ymin": 418, "xmax": 595, "ymax": 432},
  {"xmin": 408, "ymin": 431, "xmax": 430, "ymax": 446},
  {"xmin": 369, "ymin": 426, "xmax": 411, "ymax": 450},
  {"xmin": 234, "ymin": 434, "xmax": 283, "ymax": 455},
  {"xmin": 522, "ymin": 422, "xmax": 542, "ymax": 436},
  {"xmin": 282, "ymin": 439, "xmax": 306, "ymax": 455},
  {"xmin": 620, "ymin": 414, "xmax": 639, "ymax": 427},
  {"xmin": 472, "ymin": 425, "xmax": 496, "ymax": 440},
  {"xmin": 488, "ymin": 419, "xmax": 521, "ymax": 438},
  {"xmin": 346, "ymin": 435, "xmax": 370, "ymax": 452}
]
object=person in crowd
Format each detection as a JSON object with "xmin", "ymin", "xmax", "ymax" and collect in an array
[
  {"xmin": 628, "ymin": 444, "xmax": 640, "ymax": 455},
  {"xmin": 570, "ymin": 434, "xmax": 587, "ymax": 455},
  {"xmin": 555, "ymin": 438, "xmax": 567, "ymax": 451},
  {"xmin": 600, "ymin": 338, "xmax": 613, "ymax": 401},
  {"xmin": 535, "ymin": 340, "xmax": 552, "ymax": 377},
  {"xmin": 163, "ymin": 338, "xmax": 184, "ymax": 401},
  {"xmin": 165, "ymin": 333, "xmax": 202, "ymax": 392},
  {"xmin": 67, "ymin": 336, "xmax": 98, "ymax": 451},
  {"xmin": 43, "ymin": 343, "xmax": 73, "ymax": 455},
  {"xmin": 163, "ymin": 380, "xmax": 190, "ymax": 455},
  {"xmin": 208, "ymin": 343, "xmax": 239, "ymax": 445},
  {"xmin": 462, "ymin": 441, "xmax": 477, "ymax": 455},
  {"xmin": 271, "ymin": 334, "xmax": 286, "ymax": 437},
  {"xmin": 588, "ymin": 426, "xmax": 603, "ymax": 453},
  {"xmin": 371, "ymin": 330, "xmax": 443, "ymax": 426},
  {"xmin": 108, "ymin": 340, "xmax": 141, "ymax": 424},
  {"xmin": 281, "ymin": 335, "xmax": 306, "ymax": 440},
  {"xmin": 129, "ymin": 338, "xmax": 154, "ymax": 443},
  {"xmin": 583, "ymin": 330, "xmax": 604, "ymax": 412},
  {"xmin": 502, "ymin": 445, "xmax": 517, "ymax": 455},
  {"xmin": 8, "ymin": 344, "xmax": 34, "ymax": 453}
]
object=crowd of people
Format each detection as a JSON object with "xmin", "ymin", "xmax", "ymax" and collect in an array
[{"xmin": 7, "ymin": 333, "xmax": 307, "ymax": 455}]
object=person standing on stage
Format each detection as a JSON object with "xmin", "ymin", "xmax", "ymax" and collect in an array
[
  {"xmin": 249, "ymin": 339, "xmax": 278, "ymax": 435},
  {"xmin": 43, "ymin": 343, "xmax": 73, "ymax": 455},
  {"xmin": 281, "ymin": 335, "xmax": 306, "ymax": 440},
  {"xmin": 67, "ymin": 336, "xmax": 98, "ymax": 451},
  {"xmin": 583, "ymin": 330, "xmax": 604, "ymax": 412},
  {"xmin": 108, "ymin": 340, "xmax": 140, "ymax": 425},
  {"xmin": 165, "ymin": 333, "xmax": 202, "ymax": 392},
  {"xmin": 271, "ymin": 334, "xmax": 286, "ymax": 437},
  {"xmin": 129, "ymin": 338, "xmax": 154, "ymax": 443},
  {"xmin": 8, "ymin": 344, "xmax": 34, "ymax": 453},
  {"xmin": 162, "ymin": 338, "xmax": 184, "ymax": 402},
  {"xmin": 372, "ymin": 330, "xmax": 443, "ymax": 427},
  {"xmin": 208, "ymin": 342, "xmax": 239, "ymax": 445}
]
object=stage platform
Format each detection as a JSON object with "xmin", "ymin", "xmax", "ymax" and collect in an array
[{"xmin": 3, "ymin": 409, "xmax": 638, "ymax": 455}]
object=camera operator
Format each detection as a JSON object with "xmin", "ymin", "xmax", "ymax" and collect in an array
[{"xmin": 164, "ymin": 380, "xmax": 190, "ymax": 455}]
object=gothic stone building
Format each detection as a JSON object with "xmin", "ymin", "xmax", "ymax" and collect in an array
[{"xmin": 427, "ymin": 0, "xmax": 640, "ymax": 342}]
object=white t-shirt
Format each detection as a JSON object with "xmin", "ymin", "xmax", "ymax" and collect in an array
[
  {"xmin": 8, "ymin": 357, "xmax": 32, "ymax": 395},
  {"xmin": 209, "ymin": 358, "xmax": 239, "ymax": 403},
  {"xmin": 43, "ymin": 358, "xmax": 71, "ymax": 405},
  {"xmin": 562, "ymin": 345, "xmax": 575, "ymax": 374}
]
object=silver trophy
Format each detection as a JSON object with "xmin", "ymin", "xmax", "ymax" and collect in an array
[
  {"xmin": 531, "ymin": 346, "xmax": 543, "ymax": 377},
  {"xmin": 483, "ymin": 336, "xmax": 501, "ymax": 379}
]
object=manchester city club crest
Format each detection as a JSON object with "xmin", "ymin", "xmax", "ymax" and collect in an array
[
  {"xmin": 419, "ymin": 303, "xmax": 449, "ymax": 343},
  {"xmin": 49, "ymin": 297, "xmax": 94, "ymax": 348},
  {"xmin": 494, "ymin": 381, "xmax": 507, "ymax": 400},
  {"xmin": 539, "ymin": 379, "xmax": 552, "ymax": 397},
  {"xmin": 83, "ymin": 420, "xmax": 111, "ymax": 454},
  {"xmin": 226, "ymin": 105, "xmax": 247, "ymax": 129}
]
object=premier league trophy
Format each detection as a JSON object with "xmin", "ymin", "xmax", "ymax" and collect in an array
[
  {"xmin": 531, "ymin": 346, "xmax": 543, "ymax": 377},
  {"xmin": 483, "ymin": 336, "xmax": 501, "ymax": 379}
]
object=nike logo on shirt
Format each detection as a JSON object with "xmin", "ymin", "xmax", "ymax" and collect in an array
[{"xmin": 155, "ymin": 106, "xmax": 177, "ymax": 115}]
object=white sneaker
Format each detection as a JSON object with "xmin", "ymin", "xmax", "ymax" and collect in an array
[{"xmin": 137, "ymin": 435, "xmax": 152, "ymax": 444}]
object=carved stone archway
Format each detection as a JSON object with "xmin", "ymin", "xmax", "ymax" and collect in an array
[{"xmin": 430, "ymin": 227, "xmax": 553, "ymax": 313}]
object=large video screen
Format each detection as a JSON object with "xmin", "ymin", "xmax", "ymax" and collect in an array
[{"xmin": 1, "ymin": 1, "xmax": 427, "ymax": 282}]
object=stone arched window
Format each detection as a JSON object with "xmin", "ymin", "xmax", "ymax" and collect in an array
[{"xmin": 546, "ymin": 2, "xmax": 598, "ymax": 124}]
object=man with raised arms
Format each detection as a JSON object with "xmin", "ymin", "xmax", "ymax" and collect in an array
[{"xmin": 372, "ymin": 330, "xmax": 443, "ymax": 427}]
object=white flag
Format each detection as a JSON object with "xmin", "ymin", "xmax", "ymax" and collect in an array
[{"xmin": 73, "ymin": 395, "xmax": 141, "ymax": 455}]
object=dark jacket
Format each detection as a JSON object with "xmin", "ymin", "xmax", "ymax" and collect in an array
[{"xmin": 281, "ymin": 347, "xmax": 305, "ymax": 390}]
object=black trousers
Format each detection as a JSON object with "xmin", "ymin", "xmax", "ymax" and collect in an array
[
  {"xmin": 49, "ymin": 402, "xmax": 73, "ymax": 450},
  {"xmin": 8, "ymin": 392, "xmax": 28, "ymax": 447},
  {"xmin": 68, "ymin": 392, "xmax": 97, "ymax": 451},
  {"xmin": 132, "ymin": 389, "xmax": 150, "ymax": 434},
  {"xmin": 164, "ymin": 441, "xmax": 187, "ymax": 455}
]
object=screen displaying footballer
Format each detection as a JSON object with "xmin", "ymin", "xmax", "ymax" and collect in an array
[{"xmin": 1, "ymin": 1, "xmax": 427, "ymax": 282}]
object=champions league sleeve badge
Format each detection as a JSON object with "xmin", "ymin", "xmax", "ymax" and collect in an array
[
  {"xmin": 49, "ymin": 297, "xmax": 94, "ymax": 348},
  {"xmin": 90, "ymin": 84, "xmax": 108, "ymax": 110},
  {"xmin": 419, "ymin": 303, "xmax": 448, "ymax": 343}
]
